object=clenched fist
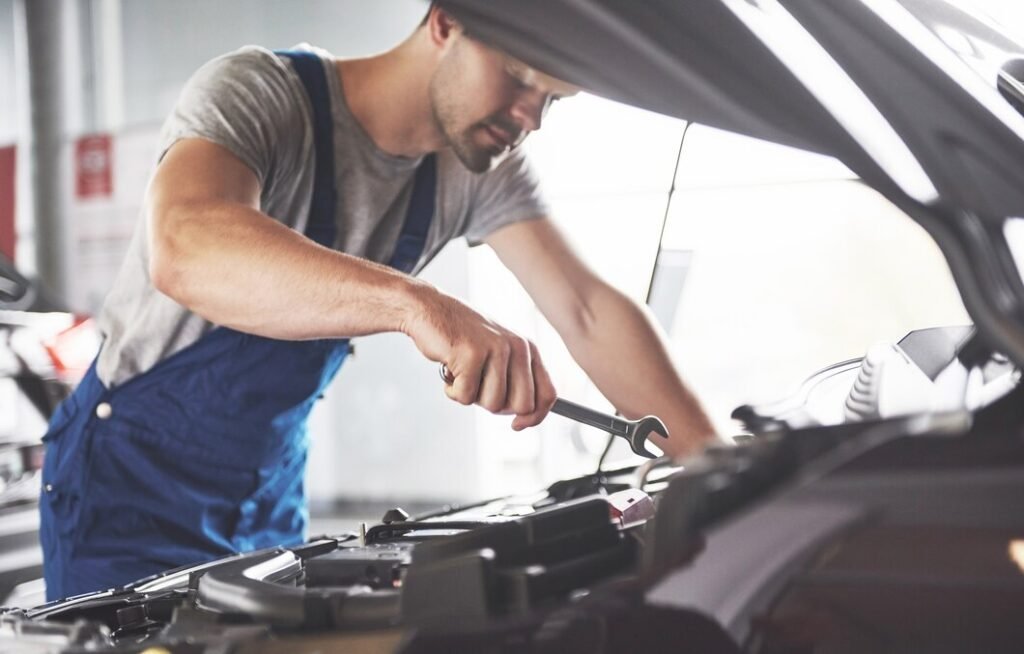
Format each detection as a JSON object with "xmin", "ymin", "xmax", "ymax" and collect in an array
[{"xmin": 401, "ymin": 285, "xmax": 556, "ymax": 430}]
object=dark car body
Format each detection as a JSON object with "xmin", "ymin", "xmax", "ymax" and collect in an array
[{"xmin": 2, "ymin": 1, "xmax": 1023, "ymax": 652}]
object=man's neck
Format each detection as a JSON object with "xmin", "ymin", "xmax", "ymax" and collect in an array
[{"xmin": 336, "ymin": 43, "xmax": 446, "ymax": 159}]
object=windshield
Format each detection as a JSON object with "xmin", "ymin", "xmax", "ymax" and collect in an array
[{"xmin": 657, "ymin": 125, "xmax": 970, "ymax": 433}]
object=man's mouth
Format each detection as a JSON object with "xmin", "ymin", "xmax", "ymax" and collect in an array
[{"xmin": 482, "ymin": 124, "xmax": 517, "ymax": 150}]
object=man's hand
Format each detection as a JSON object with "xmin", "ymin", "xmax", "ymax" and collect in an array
[{"xmin": 401, "ymin": 285, "xmax": 557, "ymax": 430}]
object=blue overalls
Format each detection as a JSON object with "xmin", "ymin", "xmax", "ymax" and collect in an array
[{"xmin": 39, "ymin": 51, "xmax": 438, "ymax": 601}]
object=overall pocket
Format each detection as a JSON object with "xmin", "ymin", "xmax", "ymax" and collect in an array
[
  {"xmin": 72, "ymin": 416, "xmax": 262, "ymax": 560},
  {"xmin": 39, "ymin": 397, "xmax": 96, "ymax": 575},
  {"xmin": 40, "ymin": 398, "xmax": 91, "ymax": 528}
]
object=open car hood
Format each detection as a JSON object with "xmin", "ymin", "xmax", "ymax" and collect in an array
[{"xmin": 438, "ymin": 0, "xmax": 1024, "ymax": 366}]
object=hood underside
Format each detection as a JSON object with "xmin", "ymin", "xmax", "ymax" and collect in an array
[{"xmin": 438, "ymin": 0, "xmax": 1024, "ymax": 367}]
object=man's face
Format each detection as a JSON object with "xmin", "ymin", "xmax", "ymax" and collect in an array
[{"xmin": 429, "ymin": 36, "xmax": 579, "ymax": 173}]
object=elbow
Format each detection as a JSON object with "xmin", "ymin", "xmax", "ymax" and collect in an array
[
  {"xmin": 547, "ymin": 284, "xmax": 599, "ymax": 348},
  {"xmin": 149, "ymin": 250, "xmax": 183, "ymax": 301},
  {"xmin": 147, "ymin": 204, "xmax": 194, "ymax": 304},
  {"xmin": 560, "ymin": 283, "xmax": 631, "ymax": 344},
  {"xmin": 564, "ymin": 300, "xmax": 600, "ymax": 345}
]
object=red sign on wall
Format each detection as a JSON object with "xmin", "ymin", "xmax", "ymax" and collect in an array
[
  {"xmin": 0, "ymin": 145, "xmax": 14, "ymax": 262},
  {"xmin": 75, "ymin": 134, "xmax": 113, "ymax": 200}
]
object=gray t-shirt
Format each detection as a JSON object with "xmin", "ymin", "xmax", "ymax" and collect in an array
[{"xmin": 96, "ymin": 45, "xmax": 549, "ymax": 387}]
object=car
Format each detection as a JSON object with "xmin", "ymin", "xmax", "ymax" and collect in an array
[
  {"xmin": 0, "ymin": 254, "xmax": 97, "ymax": 436},
  {"xmin": 0, "ymin": 254, "xmax": 98, "ymax": 605},
  {"xmin": 2, "ymin": 0, "xmax": 1022, "ymax": 652}
]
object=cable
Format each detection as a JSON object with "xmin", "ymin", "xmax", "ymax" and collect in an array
[
  {"xmin": 595, "ymin": 430, "xmax": 617, "ymax": 473},
  {"xmin": 643, "ymin": 121, "xmax": 692, "ymax": 308},
  {"xmin": 596, "ymin": 121, "xmax": 692, "ymax": 474}
]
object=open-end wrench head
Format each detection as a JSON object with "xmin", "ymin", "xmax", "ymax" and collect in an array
[{"xmin": 629, "ymin": 416, "xmax": 670, "ymax": 459}]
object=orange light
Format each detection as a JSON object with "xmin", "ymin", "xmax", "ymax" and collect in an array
[
  {"xmin": 43, "ymin": 316, "xmax": 100, "ymax": 383},
  {"xmin": 1010, "ymin": 540, "xmax": 1024, "ymax": 575}
]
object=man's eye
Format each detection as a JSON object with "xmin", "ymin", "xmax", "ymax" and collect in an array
[{"xmin": 508, "ymin": 73, "xmax": 530, "ymax": 90}]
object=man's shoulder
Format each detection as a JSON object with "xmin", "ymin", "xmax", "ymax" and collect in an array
[
  {"xmin": 175, "ymin": 44, "xmax": 316, "ymax": 124},
  {"xmin": 193, "ymin": 45, "xmax": 293, "ymax": 82}
]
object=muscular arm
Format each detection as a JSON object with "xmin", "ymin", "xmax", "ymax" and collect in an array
[
  {"xmin": 147, "ymin": 138, "xmax": 556, "ymax": 425},
  {"xmin": 148, "ymin": 138, "xmax": 427, "ymax": 339},
  {"xmin": 486, "ymin": 218, "xmax": 717, "ymax": 458}
]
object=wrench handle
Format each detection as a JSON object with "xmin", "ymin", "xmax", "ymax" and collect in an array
[
  {"xmin": 551, "ymin": 398, "xmax": 631, "ymax": 436},
  {"xmin": 440, "ymin": 364, "xmax": 632, "ymax": 438}
]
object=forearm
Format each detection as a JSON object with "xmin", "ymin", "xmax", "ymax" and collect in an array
[
  {"xmin": 145, "ymin": 139, "xmax": 559, "ymax": 427},
  {"xmin": 561, "ymin": 284, "xmax": 717, "ymax": 458},
  {"xmin": 150, "ymin": 199, "xmax": 430, "ymax": 340}
]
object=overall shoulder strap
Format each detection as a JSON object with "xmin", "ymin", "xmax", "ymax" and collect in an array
[
  {"xmin": 388, "ymin": 154, "xmax": 437, "ymax": 274},
  {"xmin": 278, "ymin": 49, "xmax": 437, "ymax": 274},
  {"xmin": 276, "ymin": 49, "xmax": 337, "ymax": 248}
]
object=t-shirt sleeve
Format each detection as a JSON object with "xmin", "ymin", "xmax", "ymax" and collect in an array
[
  {"xmin": 156, "ymin": 46, "xmax": 307, "ymax": 190},
  {"xmin": 462, "ymin": 149, "xmax": 551, "ymax": 246}
]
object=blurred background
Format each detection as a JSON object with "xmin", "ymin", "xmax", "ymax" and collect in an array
[{"xmin": 0, "ymin": 0, "xmax": 1021, "ymax": 529}]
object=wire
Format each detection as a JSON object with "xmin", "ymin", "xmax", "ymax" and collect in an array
[
  {"xmin": 596, "ymin": 120, "xmax": 692, "ymax": 475},
  {"xmin": 595, "ymin": 430, "xmax": 617, "ymax": 473},
  {"xmin": 643, "ymin": 121, "xmax": 692, "ymax": 307}
]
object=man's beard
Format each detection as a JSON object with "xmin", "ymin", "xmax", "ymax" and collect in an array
[
  {"xmin": 432, "ymin": 108, "xmax": 512, "ymax": 174},
  {"xmin": 428, "ymin": 66, "xmax": 521, "ymax": 173}
]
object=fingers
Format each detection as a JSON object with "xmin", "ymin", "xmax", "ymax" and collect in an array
[
  {"xmin": 414, "ymin": 292, "xmax": 551, "ymax": 422},
  {"xmin": 511, "ymin": 341, "xmax": 556, "ymax": 430},
  {"xmin": 476, "ymin": 348, "xmax": 509, "ymax": 413},
  {"xmin": 443, "ymin": 353, "xmax": 485, "ymax": 406},
  {"xmin": 441, "ymin": 334, "xmax": 550, "ymax": 426},
  {"xmin": 502, "ymin": 336, "xmax": 536, "ymax": 416}
]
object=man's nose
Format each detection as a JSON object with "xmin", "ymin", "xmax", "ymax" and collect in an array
[{"xmin": 509, "ymin": 90, "xmax": 550, "ymax": 134}]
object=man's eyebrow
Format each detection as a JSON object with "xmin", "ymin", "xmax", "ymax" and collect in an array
[
  {"xmin": 505, "ymin": 59, "xmax": 534, "ymax": 83},
  {"xmin": 503, "ymin": 54, "xmax": 580, "ymax": 97}
]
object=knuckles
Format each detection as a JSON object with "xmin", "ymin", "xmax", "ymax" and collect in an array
[
  {"xmin": 444, "ymin": 324, "xmax": 557, "ymax": 421},
  {"xmin": 481, "ymin": 399, "xmax": 504, "ymax": 413}
]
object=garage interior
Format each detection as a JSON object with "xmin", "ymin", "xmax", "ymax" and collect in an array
[{"xmin": 1, "ymin": 1, "xmax": 1023, "ymax": 652}]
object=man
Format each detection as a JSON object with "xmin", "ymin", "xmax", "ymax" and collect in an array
[{"xmin": 39, "ymin": 6, "xmax": 715, "ymax": 600}]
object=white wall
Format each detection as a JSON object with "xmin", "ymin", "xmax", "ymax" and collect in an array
[
  {"xmin": 117, "ymin": 0, "xmax": 427, "ymax": 129},
  {"xmin": 0, "ymin": 0, "xmax": 15, "ymax": 144}
]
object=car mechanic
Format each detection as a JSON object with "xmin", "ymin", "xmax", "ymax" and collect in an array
[{"xmin": 39, "ymin": 5, "xmax": 716, "ymax": 600}]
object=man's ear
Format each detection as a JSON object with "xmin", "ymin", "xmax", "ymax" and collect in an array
[{"xmin": 426, "ymin": 6, "xmax": 462, "ymax": 46}]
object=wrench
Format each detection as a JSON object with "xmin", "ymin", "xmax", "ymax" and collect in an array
[{"xmin": 439, "ymin": 363, "xmax": 668, "ymax": 459}]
